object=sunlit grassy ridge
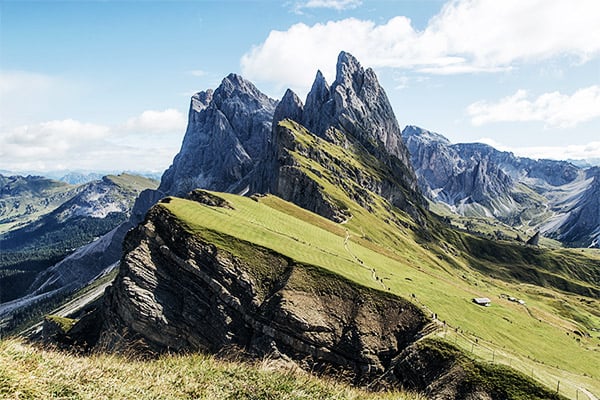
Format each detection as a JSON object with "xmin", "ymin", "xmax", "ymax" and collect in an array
[
  {"xmin": 160, "ymin": 189, "xmax": 599, "ymax": 398},
  {"xmin": 0, "ymin": 339, "xmax": 423, "ymax": 400}
]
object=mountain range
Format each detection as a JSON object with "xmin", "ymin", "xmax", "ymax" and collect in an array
[
  {"xmin": 0, "ymin": 174, "xmax": 158, "ymax": 330},
  {"xmin": 2, "ymin": 52, "xmax": 599, "ymax": 399},
  {"xmin": 403, "ymin": 126, "xmax": 600, "ymax": 248}
]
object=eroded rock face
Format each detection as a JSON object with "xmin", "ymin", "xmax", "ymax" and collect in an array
[
  {"xmin": 272, "ymin": 53, "xmax": 426, "ymax": 222},
  {"xmin": 159, "ymin": 74, "xmax": 277, "ymax": 197},
  {"xmin": 96, "ymin": 203, "xmax": 428, "ymax": 384},
  {"xmin": 555, "ymin": 167, "xmax": 600, "ymax": 247},
  {"xmin": 302, "ymin": 52, "xmax": 413, "ymax": 172}
]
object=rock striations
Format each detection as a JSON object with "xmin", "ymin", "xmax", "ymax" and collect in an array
[
  {"xmin": 159, "ymin": 74, "xmax": 278, "ymax": 196},
  {"xmin": 95, "ymin": 200, "xmax": 429, "ymax": 386}
]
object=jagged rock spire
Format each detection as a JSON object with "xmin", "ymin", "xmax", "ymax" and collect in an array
[
  {"xmin": 273, "ymin": 88, "xmax": 304, "ymax": 127},
  {"xmin": 159, "ymin": 74, "xmax": 277, "ymax": 196}
]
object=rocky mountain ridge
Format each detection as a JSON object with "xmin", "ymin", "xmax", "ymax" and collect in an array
[
  {"xmin": 402, "ymin": 125, "xmax": 599, "ymax": 247},
  {"xmin": 158, "ymin": 74, "xmax": 278, "ymax": 197}
]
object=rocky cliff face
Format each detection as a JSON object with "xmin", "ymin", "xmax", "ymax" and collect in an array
[
  {"xmin": 552, "ymin": 167, "xmax": 600, "ymax": 247},
  {"xmin": 159, "ymin": 74, "xmax": 277, "ymax": 196},
  {"xmin": 302, "ymin": 52, "xmax": 413, "ymax": 171},
  {"xmin": 95, "ymin": 200, "xmax": 429, "ymax": 384},
  {"xmin": 273, "ymin": 53, "xmax": 425, "ymax": 222},
  {"xmin": 62, "ymin": 193, "xmax": 565, "ymax": 399},
  {"xmin": 300, "ymin": 52, "xmax": 418, "ymax": 194}
]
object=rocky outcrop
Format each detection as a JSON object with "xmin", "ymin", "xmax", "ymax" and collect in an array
[
  {"xmin": 159, "ymin": 74, "xmax": 277, "ymax": 197},
  {"xmin": 274, "ymin": 122, "xmax": 350, "ymax": 223},
  {"xmin": 94, "ymin": 202, "xmax": 429, "ymax": 384},
  {"xmin": 272, "ymin": 53, "xmax": 426, "ymax": 222},
  {"xmin": 552, "ymin": 167, "xmax": 600, "ymax": 247},
  {"xmin": 63, "ymin": 196, "xmax": 565, "ymax": 399},
  {"xmin": 300, "ymin": 53, "xmax": 418, "ymax": 195},
  {"xmin": 393, "ymin": 339, "xmax": 562, "ymax": 400},
  {"xmin": 526, "ymin": 231, "xmax": 540, "ymax": 246},
  {"xmin": 302, "ymin": 53, "xmax": 412, "ymax": 170}
]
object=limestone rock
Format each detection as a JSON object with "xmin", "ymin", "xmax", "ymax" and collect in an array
[
  {"xmin": 159, "ymin": 74, "xmax": 277, "ymax": 196},
  {"xmin": 92, "ymin": 204, "xmax": 428, "ymax": 384}
]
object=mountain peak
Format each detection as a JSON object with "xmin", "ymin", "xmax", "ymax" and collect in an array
[
  {"xmin": 190, "ymin": 90, "xmax": 213, "ymax": 113},
  {"xmin": 402, "ymin": 125, "xmax": 451, "ymax": 145},
  {"xmin": 214, "ymin": 73, "xmax": 271, "ymax": 104},
  {"xmin": 159, "ymin": 73, "xmax": 277, "ymax": 196},
  {"xmin": 274, "ymin": 88, "xmax": 304, "ymax": 126},
  {"xmin": 334, "ymin": 51, "xmax": 364, "ymax": 92}
]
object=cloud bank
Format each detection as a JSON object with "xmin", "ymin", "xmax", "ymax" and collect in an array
[
  {"xmin": 467, "ymin": 86, "xmax": 600, "ymax": 128},
  {"xmin": 0, "ymin": 109, "xmax": 186, "ymax": 173},
  {"xmin": 478, "ymin": 137, "xmax": 600, "ymax": 162},
  {"xmin": 242, "ymin": 0, "xmax": 600, "ymax": 91}
]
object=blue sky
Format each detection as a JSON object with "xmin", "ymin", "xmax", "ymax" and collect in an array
[{"xmin": 1, "ymin": 0, "xmax": 599, "ymax": 173}]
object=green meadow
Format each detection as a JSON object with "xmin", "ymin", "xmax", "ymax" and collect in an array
[{"xmin": 161, "ymin": 191, "xmax": 599, "ymax": 398}]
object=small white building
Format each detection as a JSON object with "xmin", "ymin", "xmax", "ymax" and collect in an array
[{"xmin": 473, "ymin": 297, "xmax": 491, "ymax": 306}]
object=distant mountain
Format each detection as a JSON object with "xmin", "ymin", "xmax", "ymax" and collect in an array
[
  {"xmin": 0, "ymin": 174, "xmax": 79, "ymax": 234},
  {"xmin": 402, "ymin": 126, "xmax": 598, "ymax": 247},
  {"xmin": 0, "ymin": 174, "xmax": 158, "ymax": 308}
]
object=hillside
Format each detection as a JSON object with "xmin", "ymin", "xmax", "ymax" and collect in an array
[
  {"xmin": 0, "ymin": 338, "xmax": 426, "ymax": 400},
  {"xmin": 56, "ymin": 188, "xmax": 593, "ymax": 398},
  {"xmin": 0, "ymin": 174, "xmax": 79, "ymax": 234},
  {"xmin": 0, "ymin": 174, "xmax": 158, "ymax": 330}
]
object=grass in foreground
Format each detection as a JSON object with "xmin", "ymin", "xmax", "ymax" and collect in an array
[{"xmin": 0, "ymin": 339, "xmax": 423, "ymax": 400}]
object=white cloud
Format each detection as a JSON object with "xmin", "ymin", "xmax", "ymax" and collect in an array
[
  {"xmin": 296, "ymin": 0, "xmax": 362, "ymax": 10},
  {"xmin": 477, "ymin": 137, "xmax": 600, "ymax": 161},
  {"xmin": 124, "ymin": 109, "xmax": 187, "ymax": 134},
  {"xmin": 0, "ymin": 71, "xmax": 55, "ymax": 95},
  {"xmin": 0, "ymin": 111, "xmax": 186, "ymax": 173},
  {"xmin": 467, "ymin": 86, "xmax": 600, "ymax": 128},
  {"xmin": 241, "ymin": 0, "xmax": 600, "ymax": 90},
  {"xmin": 0, "ymin": 119, "xmax": 112, "ymax": 169}
]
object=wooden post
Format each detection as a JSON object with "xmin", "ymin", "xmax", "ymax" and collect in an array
[
  {"xmin": 556, "ymin": 380, "xmax": 559, "ymax": 394},
  {"xmin": 492, "ymin": 350, "xmax": 495, "ymax": 364}
]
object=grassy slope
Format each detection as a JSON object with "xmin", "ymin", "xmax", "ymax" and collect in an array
[
  {"xmin": 160, "ymin": 188, "xmax": 599, "ymax": 398},
  {"xmin": 0, "ymin": 339, "xmax": 423, "ymax": 400},
  {"xmin": 0, "ymin": 177, "xmax": 78, "ymax": 234}
]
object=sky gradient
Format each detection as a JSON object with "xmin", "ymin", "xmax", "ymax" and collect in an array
[{"xmin": 1, "ymin": 0, "xmax": 599, "ymax": 174}]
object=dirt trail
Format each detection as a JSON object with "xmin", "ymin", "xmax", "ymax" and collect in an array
[{"xmin": 343, "ymin": 229, "xmax": 387, "ymax": 290}]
